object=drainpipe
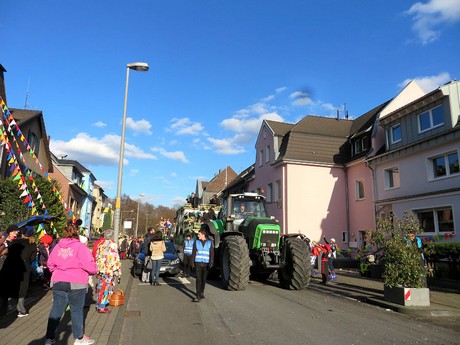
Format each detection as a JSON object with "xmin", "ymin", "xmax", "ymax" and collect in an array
[
  {"xmin": 344, "ymin": 165, "xmax": 350, "ymax": 247},
  {"xmin": 282, "ymin": 164, "xmax": 287, "ymax": 235},
  {"xmin": 365, "ymin": 159, "xmax": 378, "ymax": 226}
]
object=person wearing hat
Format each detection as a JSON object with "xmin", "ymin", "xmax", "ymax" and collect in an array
[
  {"xmin": 38, "ymin": 234, "xmax": 55, "ymax": 290},
  {"xmin": 0, "ymin": 225, "xmax": 37, "ymax": 317},
  {"xmin": 323, "ymin": 236, "xmax": 337, "ymax": 281}
]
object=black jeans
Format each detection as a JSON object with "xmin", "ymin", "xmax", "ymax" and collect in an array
[
  {"xmin": 195, "ymin": 263, "xmax": 208, "ymax": 298},
  {"xmin": 183, "ymin": 254, "xmax": 193, "ymax": 276}
]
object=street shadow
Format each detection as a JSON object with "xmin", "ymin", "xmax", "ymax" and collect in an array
[
  {"xmin": 162, "ymin": 276, "xmax": 196, "ymax": 300},
  {"xmin": 0, "ymin": 283, "xmax": 49, "ymax": 329},
  {"xmin": 26, "ymin": 305, "xmax": 91, "ymax": 345}
]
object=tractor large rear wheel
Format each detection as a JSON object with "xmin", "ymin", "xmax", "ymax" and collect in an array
[
  {"xmin": 221, "ymin": 236, "xmax": 250, "ymax": 291},
  {"xmin": 278, "ymin": 237, "xmax": 311, "ymax": 290}
]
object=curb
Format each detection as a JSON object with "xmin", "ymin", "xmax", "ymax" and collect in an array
[{"xmin": 364, "ymin": 297, "xmax": 460, "ymax": 317}]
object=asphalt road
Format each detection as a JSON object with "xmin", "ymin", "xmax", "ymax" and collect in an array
[{"xmin": 121, "ymin": 276, "xmax": 460, "ymax": 345}]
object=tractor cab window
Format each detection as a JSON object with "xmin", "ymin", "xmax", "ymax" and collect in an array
[{"xmin": 232, "ymin": 199, "xmax": 267, "ymax": 219}]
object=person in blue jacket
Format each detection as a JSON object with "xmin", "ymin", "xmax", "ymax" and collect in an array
[
  {"xmin": 182, "ymin": 232, "xmax": 194, "ymax": 278},
  {"xmin": 191, "ymin": 229, "xmax": 214, "ymax": 302}
]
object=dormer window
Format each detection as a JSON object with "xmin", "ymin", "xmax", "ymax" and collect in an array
[
  {"xmin": 354, "ymin": 140, "xmax": 362, "ymax": 154},
  {"xmin": 418, "ymin": 105, "xmax": 443, "ymax": 133},
  {"xmin": 27, "ymin": 132, "xmax": 39, "ymax": 155},
  {"xmin": 390, "ymin": 124, "xmax": 401, "ymax": 144}
]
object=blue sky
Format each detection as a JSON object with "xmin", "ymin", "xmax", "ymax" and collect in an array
[{"xmin": 2, "ymin": 1, "xmax": 459, "ymax": 207}]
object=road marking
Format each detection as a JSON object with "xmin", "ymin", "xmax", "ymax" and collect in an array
[{"xmin": 138, "ymin": 278, "xmax": 191, "ymax": 286}]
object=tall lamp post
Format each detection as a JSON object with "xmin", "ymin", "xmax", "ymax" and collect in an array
[
  {"xmin": 135, "ymin": 193, "xmax": 145, "ymax": 238},
  {"xmin": 113, "ymin": 62, "xmax": 149, "ymax": 243}
]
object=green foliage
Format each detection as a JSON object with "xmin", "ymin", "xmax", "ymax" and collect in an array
[
  {"xmin": 426, "ymin": 242, "xmax": 460, "ymax": 259},
  {"xmin": 102, "ymin": 208, "xmax": 113, "ymax": 230},
  {"xmin": 0, "ymin": 178, "xmax": 29, "ymax": 229},
  {"xmin": 368, "ymin": 212, "xmax": 427, "ymax": 288},
  {"xmin": 29, "ymin": 176, "xmax": 67, "ymax": 234},
  {"xmin": 0, "ymin": 176, "xmax": 67, "ymax": 234}
]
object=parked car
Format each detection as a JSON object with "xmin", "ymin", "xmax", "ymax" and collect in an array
[{"xmin": 133, "ymin": 240, "xmax": 181, "ymax": 277}]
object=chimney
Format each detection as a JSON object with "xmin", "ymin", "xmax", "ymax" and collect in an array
[{"xmin": 0, "ymin": 64, "xmax": 6, "ymax": 104}]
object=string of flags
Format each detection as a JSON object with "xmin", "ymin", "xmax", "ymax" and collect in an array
[{"xmin": 0, "ymin": 97, "xmax": 74, "ymax": 235}]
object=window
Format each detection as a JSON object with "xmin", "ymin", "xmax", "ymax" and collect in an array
[
  {"xmin": 390, "ymin": 124, "xmax": 401, "ymax": 144},
  {"xmin": 362, "ymin": 136, "xmax": 368, "ymax": 151},
  {"xmin": 384, "ymin": 166, "xmax": 400, "ymax": 189},
  {"xmin": 418, "ymin": 105, "xmax": 443, "ymax": 133},
  {"xmin": 267, "ymin": 183, "xmax": 273, "ymax": 202},
  {"xmin": 354, "ymin": 140, "xmax": 362, "ymax": 154},
  {"xmin": 353, "ymin": 137, "xmax": 369, "ymax": 155},
  {"xmin": 72, "ymin": 169, "xmax": 83, "ymax": 186},
  {"xmin": 416, "ymin": 207, "xmax": 454, "ymax": 233},
  {"xmin": 431, "ymin": 152, "xmax": 459, "ymax": 178},
  {"xmin": 274, "ymin": 180, "xmax": 281, "ymax": 201},
  {"xmin": 27, "ymin": 132, "xmax": 40, "ymax": 155},
  {"xmin": 265, "ymin": 145, "xmax": 270, "ymax": 163},
  {"xmin": 259, "ymin": 149, "xmax": 263, "ymax": 166},
  {"xmin": 355, "ymin": 180, "xmax": 364, "ymax": 200}
]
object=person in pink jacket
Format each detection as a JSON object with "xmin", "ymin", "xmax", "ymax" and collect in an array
[{"xmin": 44, "ymin": 224, "xmax": 98, "ymax": 345}]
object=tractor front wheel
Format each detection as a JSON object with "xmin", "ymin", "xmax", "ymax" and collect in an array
[
  {"xmin": 221, "ymin": 236, "xmax": 250, "ymax": 291},
  {"xmin": 278, "ymin": 237, "xmax": 311, "ymax": 290}
]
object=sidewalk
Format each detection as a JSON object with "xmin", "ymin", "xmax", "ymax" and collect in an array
[
  {"xmin": 309, "ymin": 269, "xmax": 460, "ymax": 317},
  {"xmin": 0, "ymin": 259, "xmax": 134, "ymax": 345}
]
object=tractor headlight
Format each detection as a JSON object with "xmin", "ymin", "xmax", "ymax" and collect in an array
[{"xmin": 170, "ymin": 258, "xmax": 180, "ymax": 265}]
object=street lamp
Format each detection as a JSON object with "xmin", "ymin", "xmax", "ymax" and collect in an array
[
  {"xmin": 113, "ymin": 62, "xmax": 149, "ymax": 243},
  {"xmin": 135, "ymin": 193, "xmax": 145, "ymax": 238}
]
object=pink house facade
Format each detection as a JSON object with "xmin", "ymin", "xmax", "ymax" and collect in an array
[
  {"xmin": 225, "ymin": 80, "xmax": 459, "ymax": 251},
  {"xmin": 250, "ymin": 116, "xmax": 353, "ymax": 246}
]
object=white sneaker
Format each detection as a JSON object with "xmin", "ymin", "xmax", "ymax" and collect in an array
[
  {"xmin": 17, "ymin": 312, "xmax": 29, "ymax": 318},
  {"xmin": 44, "ymin": 339, "xmax": 56, "ymax": 345},
  {"xmin": 74, "ymin": 335, "xmax": 95, "ymax": 344}
]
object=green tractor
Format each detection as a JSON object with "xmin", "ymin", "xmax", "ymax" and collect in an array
[{"xmin": 202, "ymin": 193, "xmax": 311, "ymax": 291}]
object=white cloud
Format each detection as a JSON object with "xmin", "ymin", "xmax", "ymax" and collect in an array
[
  {"xmin": 221, "ymin": 112, "xmax": 282, "ymax": 135},
  {"xmin": 289, "ymin": 91, "xmax": 313, "ymax": 106},
  {"xmin": 170, "ymin": 172, "xmax": 177, "ymax": 177},
  {"xmin": 129, "ymin": 169, "xmax": 139, "ymax": 176},
  {"xmin": 398, "ymin": 72, "xmax": 451, "ymax": 92},
  {"xmin": 95, "ymin": 180, "xmax": 113, "ymax": 192},
  {"xmin": 207, "ymin": 137, "xmax": 245, "ymax": 155},
  {"xmin": 261, "ymin": 94, "xmax": 275, "ymax": 102},
  {"xmin": 50, "ymin": 132, "xmax": 157, "ymax": 167},
  {"xmin": 234, "ymin": 103, "xmax": 269, "ymax": 118},
  {"xmin": 206, "ymin": 98, "xmax": 284, "ymax": 155},
  {"xmin": 172, "ymin": 196, "xmax": 187, "ymax": 207},
  {"xmin": 276, "ymin": 87, "xmax": 287, "ymax": 94},
  {"xmin": 168, "ymin": 117, "xmax": 204, "ymax": 135},
  {"xmin": 406, "ymin": 0, "xmax": 460, "ymax": 44},
  {"xmin": 318, "ymin": 101, "xmax": 337, "ymax": 113},
  {"xmin": 93, "ymin": 121, "xmax": 106, "ymax": 128},
  {"xmin": 126, "ymin": 117, "xmax": 152, "ymax": 135},
  {"xmin": 151, "ymin": 147, "xmax": 189, "ymax": 163}
]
